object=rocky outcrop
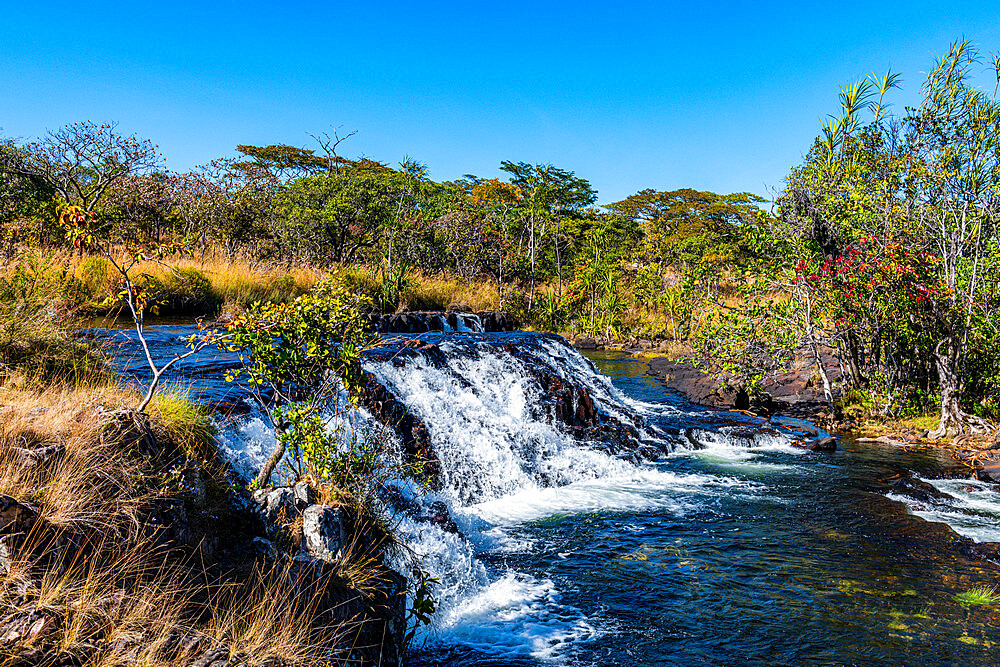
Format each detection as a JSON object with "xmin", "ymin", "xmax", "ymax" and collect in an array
[
  {"xmin": 250, "ymin": 485, "xmax": 408, "ymax": 666},
  {"xmin": 646, "ymin": 347, "xmax": 844, "ymax": 418},
  {"xmin": 366, "ymin": 310, "xmax": 517, "ymax": 334}
]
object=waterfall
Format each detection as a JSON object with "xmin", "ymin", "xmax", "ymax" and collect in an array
[{"xmin": 217, "ymin": 331, "xmax": 789, "ymax": 661}]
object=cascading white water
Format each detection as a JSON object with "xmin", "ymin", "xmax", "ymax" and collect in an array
[
  {"xmin": 357, "ymin": 336, "xmax": 778, "ymax": 659},
  {"xmin": 220, "ymin": 334, "xmax": 788, "ymax": 661},
  {"xmin": 888, "ymin": 478, "xmax": 1000, "ymax": 543}
]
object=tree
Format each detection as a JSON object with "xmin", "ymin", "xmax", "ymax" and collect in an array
[
  {"xmin": 499, "ymin": 161, "xmax": 597, "ymax": 308},
  {"xmin": 275, "ymin": 162, "xmax": 405, "ymax": 264},
  {"xmin": 906, "ymin": 41, "xmax": 1000, "ymax": 436},
  {"xmin": 3, "ymin": 121, "xmax": 161, "ymax": 213},
  {"xmin": 608, "ymin": 188, "xmax": 764, "ymax": 275},
  {"xmin": 58, "ymin": 205, "xmax": 222, "ymax": 413},
  {"xmin": 0, "ymin": 138, "xmax": 57, "ymax": 248},
  {"xmin": 220, "ymin": 280, "xmax": 375, "ymax": 489}
]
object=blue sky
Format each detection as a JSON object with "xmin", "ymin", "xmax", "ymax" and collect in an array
[{"xmin": 2, "ymin": 1, "xmax": 999, "ymax": 204}]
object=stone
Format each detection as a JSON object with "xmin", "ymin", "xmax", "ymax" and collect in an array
[
  {"xmin": 0, "ymin": 495, "xmax": 37, "ymax": 534},
  {"xmin": 252, "ymin": 537, "xmax": 278, "ymax": 560},
  {"xmin": 293, "ymin": 481, "xmax": 316, "ymax": 509},
  {"xmin": 302, "ymin": 504, "xmax": 345, "ymax": 563},
  {"xmin": 809, "ymin": 436, "xmax": 837, "ymax": 452},
  {"xmin": 254, "ymin": 487, "xmax": 297, "ymax": 529},
  {"xmin": 979, "ymin": 459, "xmax": 1000, "ymax": 484},
  {"xmin": 573, "ymin": 337, "xmax": 598, "ymax": 350},
  {"xmin": 13, "ymin": 443, "xmax": 65, "ymax": 469}
]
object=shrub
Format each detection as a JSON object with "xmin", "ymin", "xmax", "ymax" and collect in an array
[{"xmin": 148, "ymin": 387, "xmax": 218, "ymax": 460}]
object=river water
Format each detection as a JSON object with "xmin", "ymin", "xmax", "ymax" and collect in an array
[{"xmin": 99, "ymin": 326, "xmax": 1000, "ymax": 665}]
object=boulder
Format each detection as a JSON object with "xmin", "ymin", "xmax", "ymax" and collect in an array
[
  {"xmin": 573, "ymin": 337, "xmax": 599, "ymax": 350},
  {"xmin": 0, "ymin": 495, "xmax": 37, "ymax": 534},
  {"xmin": 809, "ymin": 436, "xmax": 837, "ymax": 452},
  {"xmin": 302, "ymin": 505, "xmax": 345, "ymax": 563},
  {"xmin": 293, "ymin": 481, "xmax": 315, "ymax": 509},
  {"xmin": 978, "ymin": 459, "xmax": 1000, "ymax": 484}
]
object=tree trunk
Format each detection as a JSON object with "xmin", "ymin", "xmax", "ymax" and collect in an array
[
  {"xmin": 255, "ymin": 428, "xmax": 286, "ymax": 490},
  {"xmin": 930, "ymin": 338, "xmax": 964, "ymax": 439}
]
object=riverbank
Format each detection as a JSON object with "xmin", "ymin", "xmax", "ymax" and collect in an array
[
  {"xmin": 626, "ymin": 345, "xmax": 1000, "ymax": 483},
  {"xmin": 0, "ymin": 355, "xmax": 409, "ymax": 664}
]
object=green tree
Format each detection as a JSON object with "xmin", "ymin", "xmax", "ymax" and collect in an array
[
  {"xmin": 220, "ymin": 280, "xmax": 375, "ymax": 489},
  {"xmin": 499, "ymin": 161, "xmax": 597, "ymax": 307}
]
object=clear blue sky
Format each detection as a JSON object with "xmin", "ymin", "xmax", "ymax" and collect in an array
[{"xmin": 2, "ymin": 1, "xmax": 998, "ymax": 204}]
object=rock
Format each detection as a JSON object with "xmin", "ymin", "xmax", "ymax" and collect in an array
[
  {"xmin": 0, "ymin": 535, "xmax": 19, "ymax": 574},
  {"xmin": 302, "ymin": 505, "xmax": 345, "ymax": 563},
  {"xmin": 0, "ymin": 495, "xmax": 37, "ymax": 534},
  {"xmin": 190, "ymin": 647, "xmax": 231, "ymax": 667},
  {"xmin": 809, "ymin": 436, "xmax": 837, "ymax": 452},
  {"xmin": 13, "ymin": 443, "xmax": 65, "ymax": 470},
  {"xmin": 293, "ymin": 481, "xmax": 315, "ymax": 509},
  {"xmin": 425, "ymin": 501, "xmax": 459, "ymax": 534},
  {"xmin": 979, "ymin": 460, "xmax": 1000, "ymax": 483},
  {"xmin": 254, "ymin": 487, "xmax": 297, "ymax": 530},
  {"xmin": 252, "ymin": 537, "xmax": 278, "ymax": 560},
  {"xmin": 572, "ymin": 337, "xmax": 599, "ymax": 350}
]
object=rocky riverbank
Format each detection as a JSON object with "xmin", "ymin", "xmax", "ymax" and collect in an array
[
  {"xmin": 571, "ymin": 339, "xmax": 1000, "ymax": 484},
  {"xmin": 0, "ymin": 396, "xmax": 409, "ymax": 666}
]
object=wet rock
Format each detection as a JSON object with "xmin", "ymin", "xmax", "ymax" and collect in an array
[
  {"xmin": 572, "ymin": 337, "xmax": 599, "ymax": 350},
  {"xmin": 302, "ymin": 505, "xmax": 345, "ymax": 563},
  {"xmin": 370, "ymin": 310, "xmax": 513, "ymax": 334},
  {"xmin": 891, "ymin": 476, "xmax": 949, "ymax": 502},
  {"xmin": 359, "ymin": 374, "xmax": 442, "ymax": 488},
  {"xmin": 809, "ymin": 436, "xmax": 837, "ymax": 452},
  {"xmin": 978, "ymin": 459, "xmax": 1000, "ymax": 483},
  {"xmin": 425, "ymin": 501, "xmax": 459, "ymax": 534}
]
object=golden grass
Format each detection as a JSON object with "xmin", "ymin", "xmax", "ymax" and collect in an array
[
  {"xmin": 199, "ymin": 564, "xmax": 348, "ymax": 667},
  {"xmin": 0, "ymin": 384, "xmax": 153, "ymax": 536},
  {"xmin": 404, "ymin": 271, "xmax": 503, "ymax": 312},
  {"xmin": 0, "ymin": 380, "xmax": 368, "ymax": 665}
]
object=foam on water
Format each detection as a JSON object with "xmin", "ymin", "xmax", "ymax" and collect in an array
[
  {"xmin": 365, "ymin": 343, "xmax": 647, "ymax": 504},
  {"xmin": 221, "ymin": 334, "xmax": 791, "ymax": 662},
  {"xmin": 889, "ymin": 477, "xmax": 1000, "ymax": 543},
  {"xmin": 360, "ymin": 336, "xmax": 789, "ymax": 661}
]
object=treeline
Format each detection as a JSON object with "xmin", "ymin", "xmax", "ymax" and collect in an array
[
  {"xmin": 0, "ymin": 122, "xmax": 766, "ymax": 330},
  {"xmin": 2, "ymin": 39, "xmax": 999, "ymax": 438}
]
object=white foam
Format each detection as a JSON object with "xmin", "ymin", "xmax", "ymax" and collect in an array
[{"xmin": 889, "ymin": 478, "xmax": 1000, "ymax": 543}]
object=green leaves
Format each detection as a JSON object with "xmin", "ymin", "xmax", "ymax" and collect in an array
[{"xmin": 222, "ymin": 279, "xmax": 376, "ymax": 486}]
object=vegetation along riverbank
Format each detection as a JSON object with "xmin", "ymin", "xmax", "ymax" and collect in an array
[{"xmin": 1, "ymin": 38, "xmax": 999, "ymax": 663}]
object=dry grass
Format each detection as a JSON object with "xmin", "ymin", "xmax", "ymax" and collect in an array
[
  {"xmin": 58, "ymin": 251, "xmax": 323, "ymax": 316},
  {"xmin": 0, "ymin": 381, "xmax": 367, "ymax": 665},
  {"xmin": 404, "ymin": 271, "xmax": 503, "ymax": 312},
  {"xmin": 0, "ymin": 384, "xmax": 152, "ymax": 537},
  {"xmin": 199, "ymin": 564, "xmax": 349, "ymax": 666}
]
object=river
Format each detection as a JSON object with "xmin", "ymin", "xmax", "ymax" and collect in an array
[{"xmin": 99, "ymin": 325, "xmax": 1000, "ymax": 665}]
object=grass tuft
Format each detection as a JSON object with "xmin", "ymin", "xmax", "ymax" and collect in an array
[{"xmin": 954, "ymin": 585, "xmax": 999, "ymax": 606}]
